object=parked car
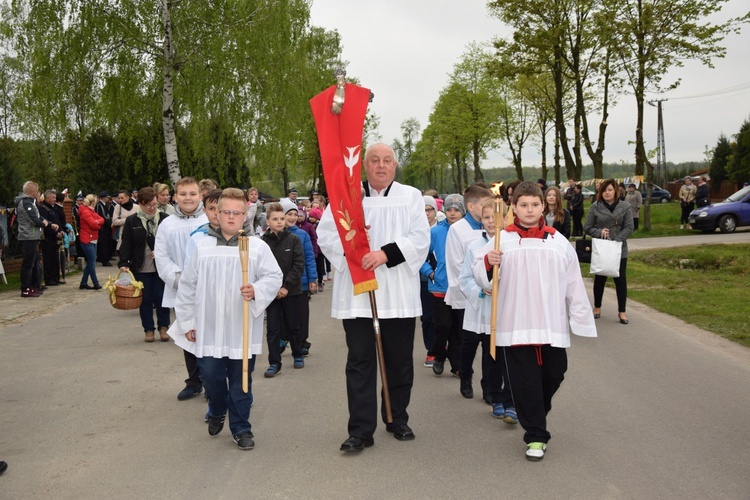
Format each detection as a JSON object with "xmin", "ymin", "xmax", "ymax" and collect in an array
[
  {"xmin": 580, "ymin": 187, "xmax": 596, "ymax": 202},
  {"xmin": 688, "ymin": 185, "xmax": 750, "ymax": 233},
  {"xmin": 640, "ymin": 183, "xmax": 672, "ymax": 203}
]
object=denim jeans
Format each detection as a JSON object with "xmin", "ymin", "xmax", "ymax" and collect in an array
[
  {"xmin": 134, "ymin": 271, "xmax": 170, "ymax": 332},
  {"xmin": 197, "ymin": 356, "xmax": 255, "ymax": 437},
  {"xmin": 80, "ymin": 242, "xmax": 99, "ymax": 286}
]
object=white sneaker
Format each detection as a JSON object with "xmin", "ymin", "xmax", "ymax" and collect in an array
[
  {"xmin": 526, "ymin": 442, "xmax": 547, "ymax": 461},
  {"xmin": 680, "ymin": 224, "xmax": 684, "ymax": 229}
]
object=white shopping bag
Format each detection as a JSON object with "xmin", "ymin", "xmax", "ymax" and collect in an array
[{"xmin": 590, "ymin": 238, "xmax": 623, "ymax": 277}]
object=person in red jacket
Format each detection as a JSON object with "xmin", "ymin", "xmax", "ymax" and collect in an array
[{"xmin": 78, "ymin": 194, "xmax": 105, "ymax": 290}]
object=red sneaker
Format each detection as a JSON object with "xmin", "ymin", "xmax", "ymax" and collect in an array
[{"xmin": 21, "ymin": 288, "xmax": 41, "ymax": 298}]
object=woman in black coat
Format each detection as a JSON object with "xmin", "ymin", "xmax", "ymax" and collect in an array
[{"xmin": 118, "ymin": 187, "xmax": 171, "ymax": 342}]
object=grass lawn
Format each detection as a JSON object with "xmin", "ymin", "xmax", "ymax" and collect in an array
[{"xmin": 582, "ymin": 244, "xmax": 750, "ymax": 348}]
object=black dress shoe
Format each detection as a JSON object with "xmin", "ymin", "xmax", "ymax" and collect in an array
[
  {"xmin": 80, "ymin": 284, "xmax": 93, "ymax": 290},
  {"xmin": 618, "ymin": 313, "xmax": 629, "ymax": 325},
  {"xmin": 93, "ymin": 284, "xmax": 102, "ymax": 290},
  {"xmin": 340, "ymin": 436, "xmax": 374, "ymax": 452},
  {"xmin": 0, "ymin": 460, "xmax": 7, "ymax": 475},
  {"xmin": 460, "ymin": 378, "xmax": 474, "ymax": 399},
  {"xmin": 386, "ymin": 424, "xmax": 415, "ymax": 441}
]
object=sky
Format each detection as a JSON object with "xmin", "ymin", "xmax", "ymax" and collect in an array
[{"xmin": 309, "ymin": 0, "xmax": 750, "ymax": 169}]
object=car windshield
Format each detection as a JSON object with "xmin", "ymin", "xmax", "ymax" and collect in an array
[{"xmin": 725, "ymin": 185, "xmax": 750, "ymax": 202}]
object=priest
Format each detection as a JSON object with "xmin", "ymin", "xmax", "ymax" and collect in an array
[{"xmin": 317, "ymin": 143, "xmax": 430, "ymax": 452}]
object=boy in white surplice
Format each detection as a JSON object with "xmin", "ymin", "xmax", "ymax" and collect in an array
[{"xmin": 169, "ymin": 188, "xmax": 282, "ymax": 450}]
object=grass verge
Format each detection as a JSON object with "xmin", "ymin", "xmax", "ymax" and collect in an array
[{"xmin": 583, "ymin": 244, "xmax": 749, "ymax": 348}]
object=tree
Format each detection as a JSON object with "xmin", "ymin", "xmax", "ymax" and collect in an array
[
  {"xmin": 607, "ymin": 0, "xmax": 746, "ymax": 229},
  {"xmin": 709, "ymin": 133, "xmax": 732, "ymax": 192},
  {"xmin": 728, "ymin": 120, "xmax": 750, "ymax": 186},
  {"xmin": 393, "ymin": 117, "xmax": 421, "ymax": 171}
]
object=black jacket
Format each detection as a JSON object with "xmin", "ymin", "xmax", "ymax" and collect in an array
[
  {"xmin": 261, "ymin": 229, "xmax": 304, "ymax": 296},
  {"xmin": 38, "ymin": 201, "xmax": 64, "ymax": 242},
  {"xmin": 551, "ymin": 210, "xmax": 571, "ymax": 239},
  {"xmin": 695, "ymin": 184, "xmax": 710, "ymax": 207},
  {"xmin": 118, "ymin": 212, "xmax": 169, "ymax": 272}
]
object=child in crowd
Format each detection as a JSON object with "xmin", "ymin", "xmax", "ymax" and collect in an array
[
  {"xmin": 186, "ymin": 189, "xmax": 223, "ymax": 261},
  {"xmin": 170, "ymin": 188, "xmax": 282, "ymax": 450},
  {"xmin": 458, "ymin": 200, "xmax": 516, "ymax": 423},
  {"xmin": 281, "ymin": 199, "xmax": 317, "ymax": 356},
  {"xmin": 473, "ymin": 181, "xmax": 597, "ymax": 461},
  {"xmin": 445, "ymin": 184, "xmax": 492, "ymax": 397},
  {"xmin": 419, "ymin": 196, "xmax": 439, "ymax": 367},
  {"xmin": 154, "ymin": 177, "xmax": 209, "ymax": 401},
  {"xmin": 261, "ymin": 203, "xmax": 305, "ymax": 377},
  {"xmin": 308, "ymin": 207, "xmax": 327, "ymax": 291},
  {"xmin": 421, "ymin": 194, "xmax": 465, "ymax": 377}
]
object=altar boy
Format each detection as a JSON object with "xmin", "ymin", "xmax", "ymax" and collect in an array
[
  {"xmin": 170, "ymin": 188, "xmax": 282, "ymax": 450},
  {"xmin": 473, "ymin": 181, "xmax": 596, "ymax": 461}
]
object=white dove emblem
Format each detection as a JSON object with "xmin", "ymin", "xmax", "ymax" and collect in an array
[{"xmin": 343, "ymin": 146, "xmax": 360, "ymax": 178}]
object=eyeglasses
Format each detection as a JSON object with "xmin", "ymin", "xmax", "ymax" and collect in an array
[
  {"xmin": 144, "ymin": 203, "xmax": 158, "ymax": 209},
  {"xmin": 220, "ymin": 210, "xmax": 246, "ymax": 217}
]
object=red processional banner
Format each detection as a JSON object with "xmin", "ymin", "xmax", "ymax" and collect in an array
[{"xmin": 309, "ymin": 83, "xmax": 378, "ymax": 295}]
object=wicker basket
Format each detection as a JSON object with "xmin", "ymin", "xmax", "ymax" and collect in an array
[{"xmin": 106, "ymin": 269, "xmax": 144, "ymax": 310}]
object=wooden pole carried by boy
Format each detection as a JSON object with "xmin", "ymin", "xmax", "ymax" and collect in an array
[
  {"xmin": 489, "ymin": 182, "xmax": 505, "ymax": 360},
  {"xmin": 238, "ymin": 230, "xmax": 251, "ymax": 393}
]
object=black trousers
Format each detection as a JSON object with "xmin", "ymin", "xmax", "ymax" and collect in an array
[
  {"xmin": 593, "ymin": 258, "xmax": 628, "ymax": 312},
  {"xmin": 431, "ymin": 296, "xmax": 463, "ymax": 372},
  {"xmin": 20, "ymin": 240, "xmax": 41, "ymax": 290},
  {"xmin": 489, "ymin": 346, "xmax": 514, "ymax": 407},
  {"xmin": 281, "ymin": 292, "xmax": 311, "ymax": 349},
  {"xmin": 343, "ymin": 317, "xmax": 415, "ymax": 439},
  {"xmin": 571, "ymin": 209, "xmax": 584, "ymax": 237},
  {"xmin": 41, "ymin": 238, "xmax": 60, "ymax": 284},
  {"xmin": 184, "ymin": 350, "xmax": 201, "ymax": 389},
  {"xmin": 266, "ymin": 294, "xmax": 303, "ymax": 367},
  {"xmin": 459, "ymin": 331, "xmax": 491, "ymax": 391},
  {"xmin": 504, "ymin": 345, "xmax": 567, "ymax": 444}
]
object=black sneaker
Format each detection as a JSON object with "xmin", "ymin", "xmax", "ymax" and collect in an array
[
  {"xmin": 233, "ymin": 432, "xmax": 255, "ymax": 450},
  {"xmin": 177, "ymin": 385, "xmax": 203, "ymax": 401},
  {"xmin": 207, "ymin": 415, "xmax": 225, "ymax": 436},
  {"xmin": 432, "ymin": 360, "xmax": 444, "ymax": 376},
  {"xmin": 460, "ymin": 378, "xmax": 473, "ymax": 399}
]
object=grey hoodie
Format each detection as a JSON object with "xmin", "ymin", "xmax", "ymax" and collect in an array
[{"xmin": 15, "ymin": 193, "xmax": 46, "ymax": 241}]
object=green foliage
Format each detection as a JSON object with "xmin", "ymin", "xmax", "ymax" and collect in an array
[
  {"xmin": 0, "ymin": 138, "xmax": 23, "ymax": 205},
  {"xmin": 0, "ymin": 0, "xmax": 346, "ymax": 197},
  {"xmin": 710, "ymin": 133, "xmax": 731, "ymax": 191},
  {"xmin": 728, "ymin": 119, "xmax": 750, "ymax": 185},
  {"xmin": 75, "ymin": 128, "xmax": 127, "ymax": 195}
]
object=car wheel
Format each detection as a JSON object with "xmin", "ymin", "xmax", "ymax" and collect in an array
[
  {"xmin": 660, "ymin": 197, "xmax": 668, "ymax": 203},
  {"xmin": 718, "ymin": 214, "xmax": 737, "ymax": 233}
]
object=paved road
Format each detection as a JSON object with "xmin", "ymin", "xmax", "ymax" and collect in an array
[{"xmin": 1, "ymin": 234, "xmax": 749, "ymax": 499}]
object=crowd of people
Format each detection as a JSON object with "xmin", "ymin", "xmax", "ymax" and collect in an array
[{"xmin": 29, "ymin": 147, "xmax": 716, "ymax": 462}]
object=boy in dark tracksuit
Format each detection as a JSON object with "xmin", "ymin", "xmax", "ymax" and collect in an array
[{"xmin": 261, "ymin": 202, "xmax": 305, "ymax": 377}]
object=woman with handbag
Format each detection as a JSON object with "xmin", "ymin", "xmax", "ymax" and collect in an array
[
  {"xmin": 584, "ymin": 179, "xmax": 634, "ymax": 324},
  {"xmin": 78, "ymin": 194, "xmax": 104, "ymax": 290},
  {"xmin": 118, "ymin": 187, "xmax": 171, "ymax": 342}
]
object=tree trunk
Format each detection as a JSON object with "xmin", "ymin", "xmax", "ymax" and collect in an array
[
  {"xmin": 553, "ymin": 46, "xmax": 575, "ymax": 179},
  {"xmin": 472, "ymin": 140, "xmax": 484, "ymax": 183},
  {"xmin": 161, "ymin": 0, "xmax": 180, "ymax": 187}
]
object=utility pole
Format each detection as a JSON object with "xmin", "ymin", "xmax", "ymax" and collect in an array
[{"xmin": 648, "ymin": 99, "xmax": 668, "ymax": 187}]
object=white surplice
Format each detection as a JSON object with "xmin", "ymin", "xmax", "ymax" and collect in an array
[
  {"xmin": 473, "ymin": 230, "xmax": 597, "ymax": 348},
  {"xmin": 445, "ymin": 217, "xmax": 484, "ymax": 309},
  {"xmin": 459, "ymin": 234, "xmax": 492, "ymax": 334},
  {"xmin": 154, "ymin": 212, "xmax": 208, "ymax": 307},
  {"xmin": 317, "ymin": 181, "xmax": 430, "ymax": 319},
  {"xmin": 169, "ymin": 236, "xmax": 282, "ymax": 358}
]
